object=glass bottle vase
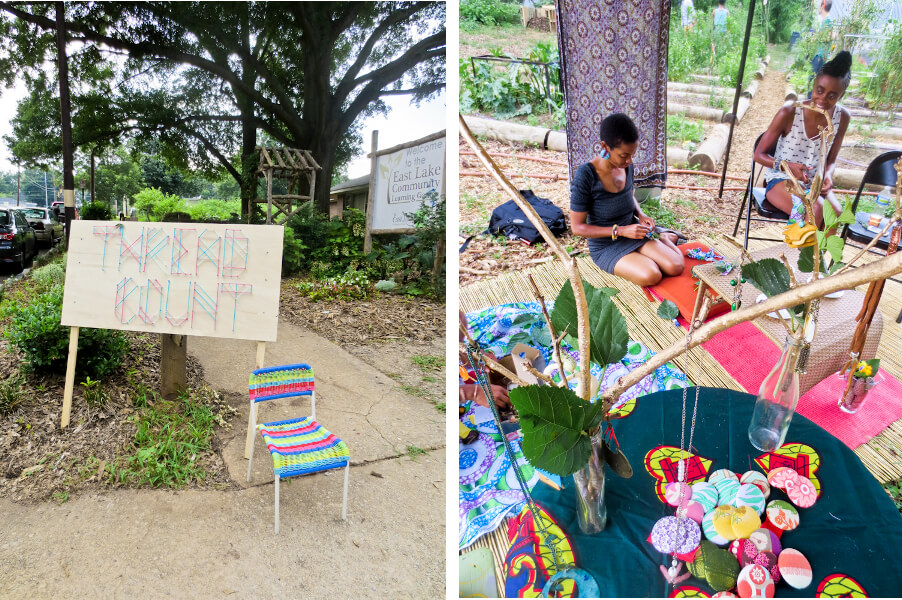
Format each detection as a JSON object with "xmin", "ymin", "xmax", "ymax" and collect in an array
[
  {"xmin": 748, "ymin": 336, "xmax": 803, "ymax": 452},
  {"xmin": 572, "ymin": 430, "xmax": 607, "ymax": 534}
]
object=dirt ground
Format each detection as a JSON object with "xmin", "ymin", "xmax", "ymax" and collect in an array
[{"xmin": 0, "ymin": 276, "xmax": 446, "ymax": 598}]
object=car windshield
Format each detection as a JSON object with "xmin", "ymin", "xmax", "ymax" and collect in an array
[{"xmin": 21, "ymin": 209, "xmax": 45, "ymax": 219}]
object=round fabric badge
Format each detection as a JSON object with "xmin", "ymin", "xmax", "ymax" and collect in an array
[
  {"xmin": 729, "ymin": 539, "xmax": 744, "ymax": 561},
  {"xmin": 712, "ymin": 505, "xmax": 737, "ymax": 541},
  {"xmin": 765, "ymin": 500, "xmax": 800, "ymax": 531},
  {"xmin": 703, "ymin": 510, "xmax": 731, "ymax": 546},
  {"xmin": 767, "ymin": 467, "xmax": 799, "ymax": 492},
  {"xmin": 734, "ymin": 483, "xmax": 767, "ymax": 515},
  {"xmin": 666, "ymin": 481, "xmax": 693, "ymax": 508},
  {"xmin": 711, "ymin": 593, "xmax": 737, "ymax": 598},
  {"xmin": 692, "ymin": 482, "xmax": 720, "ymax": 513},
  {"xmin": 730, "ymin": 506, "xmax": 762, "ymax": 539},
  {"xmin": 777, "ymin": 548, "xmax": 813, "ymax": 589},
  {"xmin": 708, "ymin": 468, "xmax": 739, "ymax": 486},
  {"xmin": 651, "ymin": 515, "xmax": 702, "ymax": 555},
  {"xmin": 714, "ymin": 479, "xmax": 740, "ymax": 506},
  {"xmin": 746, "ymin": 528, "xmax": 781, "ymax": 555},
  {"xmin": 736, "ymin": 564, "xmax": 775, "ymax": 598},
  {"xmin": 786, "ymin": 474, "xmax": 817, "ymax": 508},
  {"xmin": 677, "ymin": 500, "xmax": 706, "ymax": 524},
  {"xmin": 740, "ymin": 470, "xmax": 771, "ymax": 499}
]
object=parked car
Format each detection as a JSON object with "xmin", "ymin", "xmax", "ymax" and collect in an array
[
  {"xmin": 0, "ymin": 208, "xmax": 37, "ymax": 272},
  {"xmin": 50, "ymin": 201, "xmax": 79, "ymax": 221},
  {"xmin": 19, "ymin": 207, "xmax": 64, "ymax": 247}
]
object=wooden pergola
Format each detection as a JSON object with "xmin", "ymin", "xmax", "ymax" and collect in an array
[{"xmin": 253, "ymin": 146, "xmax": 321, "ymax": 224}]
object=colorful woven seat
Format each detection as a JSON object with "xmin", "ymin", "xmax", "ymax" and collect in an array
[{"xmin": 245, "ymin": 363, "xmax": 350, "ymax": 533}]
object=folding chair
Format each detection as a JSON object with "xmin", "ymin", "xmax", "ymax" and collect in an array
[
  {"xmin": 732, "ymin": 133, "xmax": 790, "ymax": 249},
  {"xmin": 839, "ymin": 150, "xmax": 902, "ymax": 323},
  {"xmin": 246, "ymin": 363, "xmax": 350, "ymax": 533}
]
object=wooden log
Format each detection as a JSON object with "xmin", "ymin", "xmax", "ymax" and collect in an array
[
  {"xmin": 785, "ymin": 86, "xmax": 798, "ymax": 102},
  {"xmin": 160, "ymin": 334, "xmax": 187, "ymax": 400},
  {"xmin": 742, "ymin": 79, "xmax": 759, "ymax": 98},
  {"xmin": 462, "ymin": 115, "xmax": 568, "ymax": 152},
  {"xmin": 723, "ymin": 96, "xmax": 751, "ymax": 123},
  {"xmin": 668, "ymin": 81, "xmax": 733, "ymax": 97},
  {"xmin": 846, "ymin": 107, "xmax": 902, "ymax": 121},
  {"xmin": 668, "ymin": 90, "xmax": 724, "ymax": 104},
  {"xmin": 689, "ymin": 74, "xmax": 720, "ymax": 84},
  {"xmin": 668, "ymin": 101, "xmax": 724, "ymax": 122},
  {"xmin": 667, "ymin": 147, "xmax": 691, "ymax": 168},
  {"xmin": 754, "ymin": 62, "xmax": 767, "ymax": 80},
  {"xmin": 689, "ymin": 123, "xmax": 731, "ymax": 172}
]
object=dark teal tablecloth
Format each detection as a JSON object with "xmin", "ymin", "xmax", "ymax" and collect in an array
[{"xmin": 530, "ymin": 387, "xmax": 902, "ymax": 597}]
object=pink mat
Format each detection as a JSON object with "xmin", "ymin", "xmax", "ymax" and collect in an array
[{"xmin": 687, "ymin": 320, "xmax": 902, "ymax": 449}]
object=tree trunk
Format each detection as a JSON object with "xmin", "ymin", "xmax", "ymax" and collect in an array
[{"xmin": 238, "ymin": 8, "xmax": 256, "ymax": 218}]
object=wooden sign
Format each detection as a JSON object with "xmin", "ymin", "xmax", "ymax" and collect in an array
[{"xmin": 61, "ymin": 220, "xmax": 284, "ymax": 342}]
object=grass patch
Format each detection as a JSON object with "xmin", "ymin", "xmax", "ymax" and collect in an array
[
  {"xmin": 667, "ymin": 114, "xmax": 705, "ymax": 145},
  {"xmin": 642, "ymin": 196, "xmax": 681, "ymax": 231},
  {"xmin": 0, "ymin": 374, "xmax": 26, "ymax": 417},
  {"xmin": 885, "ymin": 479, "xmax": 902, "ymax": 515},
  {"xmin": 406, "ymin": 445, "xmax": 428, "ymax": 461},
  {"xmin": 106, "ymin": 387, "xmax": 222, "ymax": 488},
  {"xmin": 412, "ymin": 354, "xmax": 444, "ymax": 372}
]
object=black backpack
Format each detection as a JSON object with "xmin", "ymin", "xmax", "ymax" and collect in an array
[{"xmin": 487, "ymin": 190, "xmax": 566, "ymax": 244}]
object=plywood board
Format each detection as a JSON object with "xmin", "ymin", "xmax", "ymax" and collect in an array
[
  {"xmin": 370, "ymin": 131, "xmax": 446, "ymax": 232},
  {"xmin": 61, "ymin": 221, "xmax": 284, "ymax": 341}
]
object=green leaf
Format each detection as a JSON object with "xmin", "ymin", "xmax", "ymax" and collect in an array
[
  {"xmin": 657, "ymin": 300, "xmax": 680, "ymax": 320},
  {"xmin": 823, "ymin": 200, "xmax": 838, "ymax": 230},
  {"xmin": 825, "ymin": 234, "xmax": 845, "ymax": 264},
  {"xmin": 815, "ymin": 230, "xmax": 827, "ymax": 250},
  {"xmin": 551, "ymin": 279, "xmax": 630, "ymax": 367},
  {"xmin": 509, "ymin": 384, "xmax": 601, "ymax": 476},
  {"xmin": 797, "ymin": 246, "xmax": 815, "ymax": 273},
  {"xmin": 742, "ymin": 258, "xmax": 791, "ymax": 298},
  {"xmin": 828, "ymin": 261, "xmax": 845, "ymax": 275},
  {"xmin": 838, "ymin": 200, "xmax": 856, "ymax": 225},
  {"xmin": 550, "ymin": 280, "xmax": 579, "ymax": 341},
  {"xmin": 531, "ymin": 327, "xmax": 552, "ymax": 348},
  {"xmin": 511, "ymin": 313, "xmax": 540, "ymax": 328},
  {"xmin": 508, "ymin": 332, "xmax": 532, "ymax": 346}
]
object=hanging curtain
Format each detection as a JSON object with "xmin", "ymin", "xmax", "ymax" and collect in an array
[{"xmin": 556, "ymin": 0, "xmax": 670, "ymax": 186}]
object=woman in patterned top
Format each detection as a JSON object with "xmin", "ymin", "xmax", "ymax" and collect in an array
[
  {"xmin": 570, "ymin": 113, "xmax": 684, "ymax": 287},
  {"xmin": 755, "ymin": 50, "xmax": 852, "ymax": 227}
]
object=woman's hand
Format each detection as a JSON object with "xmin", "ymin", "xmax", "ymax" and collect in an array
[
  {"xmin": 619, "ymin": 223, "xmax": 652, "ymax": 239},
  {"xmin": 781, "ymin": 161, "xmax": 810, "ymax": 184},
  {"xmin": 459, "ymin": 383, "xmax": 511, "ymax": 409},
  {"xmin": 820, "ymin": 175, "xmax": 833, "ymax": 197},
  {"xmin": 637, "ymin": 211, "xmax": 655, "ymax": 229}
]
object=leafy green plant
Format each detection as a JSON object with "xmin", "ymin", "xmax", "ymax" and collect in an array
[
  {"xmin": 281, "ymin": 227, "xmax": 308, "ymax": 277},
  {"xmin": 81, "ymin": 376, "xmax": 109, "ymax": 410},
  {"xmin": 667, "ymin": 114, "xmax": 705, "ymax": 145},
  {"xmin": 132, "ymin": 187, "xmax": 187, "ymax": 221},
  {"xmin": 460, "ymin": 0, "xmax": 519, "ymax": 26},
  {"xmin": 406, "ymin": 444, "xmax": 428, "ymax": 460},
  {"xmin": 296, "ymin": 270, "xmax": 374, "ymax": 302},
  {"xmin": 6, "ymin": 286, "xmax": 128, "ymax": 378},
  {"xmin": 80, "ymin": 200, "xmax": 115, "ymax": 221},
  {"xmin": 30, "ymin": 262, "xmax": 66, "ymax": 293},
  {"xmin": 185, "ymin": 199, "xmax": 240, "ymax": 222}
]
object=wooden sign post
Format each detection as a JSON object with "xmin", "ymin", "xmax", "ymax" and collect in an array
[{"xmin": 60, "ymin": 220, "xmax": 284, "ymax": 428}]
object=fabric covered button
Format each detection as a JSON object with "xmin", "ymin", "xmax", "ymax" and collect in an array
[
  {"xmin": 786, "ymin": 474, "xmax": 817, "ymax": 508},
  {"xmin": 712, "ymin": 593, "xmax": 737, "ymax": 598},
  {"xmin": 765, "ymin": 500, "xmax": 799, "ymax": 531},
  {"xmin": 651, "ymin": 515, "xmax": 702, "ymax": 555},
  {"xmin": 746, "ymin": 528, "xmax": 781, "ymax": 556},
  {"xmin": 736, "ymin": 563, "xmax": 775, "ymax": 598},
  {"xmin": 677, "ymin": 500, "xmax": 706, "ymax": 524},
  {"xmin": 712, "ymin": 505, "xmax": 737, "ymax": 540},
  {"xmin": 777, "ymin": 548, "xmax": 813, "ymax": 589},
  {"xmin": 730, "ymin": 505, "xmax": 761, "ymax": 539},
  {"xmin": 767, "ymin": 467, "xmax": 799, "ymax": 492},
  {"xmin": 666, "ymin": 481, "xmax": 693, "ymax": 507},
  {"xmin": 703, "ymin": 509, "xmax": 731, "ymax": 546},
  {"xmin": 740, "ymin": 471, "xmax": 770, "ymax": 499},
  {"xmin": 709, "ymin": 468, "xmax": 739, "ymax": 486},
  {"xmin": 714, "ymin": 479, "xmax": 740, "ymax": 506},
  {"xmin": 729, "ymin": 539, "xmax": 744, "ymax": 562},
  {"xmin": 692, "ymin": 481, "xmax": 720, "ymax": 513},
  {"xmin": 689, "ymin": 540, "xmax": 740, "ymax": 592},
  {"xmin": 734, "ymin": 483, "xmax": 766, "ymax": 515}
]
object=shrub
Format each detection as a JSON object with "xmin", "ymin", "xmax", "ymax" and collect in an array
[
  {"xmin": 31, "ymin": 262, "xmax": 66, "ymax": 293},
  {"xmin": 7, "ymin": 286, "xmax": 128, "ymax": 378},
  {"xmin": 133, "ymin": 188, "xmax": 187, "ymax": 221},
  {"xmin": 296, "ymin": 270, "xmax": 374, "ymax": 302},
  {"xmin": 185, "ymin": 199, "xmax": 240, "ymax": 222},
  {"xmin": 282, "ymin": 227, "xmax": 308, "ymax": 276},
  {"xmin": 460, "ymin": 0, "xmax": 519, "ymax": 26},
  {"xmin": 80, "ymin": 201, "xmax": 114, "ymax": 221}
]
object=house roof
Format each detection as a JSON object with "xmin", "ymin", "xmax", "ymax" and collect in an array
[{"xmin": 330, "ymin": 175, "xmax": 370, "ymax": 194}]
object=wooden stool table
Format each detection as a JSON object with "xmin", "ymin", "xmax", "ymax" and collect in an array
[{"xmin": 690, "ymin": 245, "xmax": 884, "ymax": 395}]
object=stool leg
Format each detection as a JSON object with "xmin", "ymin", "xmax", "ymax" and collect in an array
[
  {"xmin": 341, "ymin": 463, "xmax": 349, "ymax": 521},
  {"xmin": 246, "ymin": 431, "xmax": 255, "ymax": 483},
  {"xmin": 311, "ymin": 391, "xmax": 316, "ymax": 421},
  {"xmin": 244, "ymin": 402, "xmax": 256, "ymax": 459},
  {"xmin": 275, "ymin": 475, "xmax": 280, "ymax": 534}
]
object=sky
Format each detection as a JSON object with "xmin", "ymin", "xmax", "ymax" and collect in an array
[{"xmin": 0, "ymin": 77, "xmax": 445, "ymax": 182}]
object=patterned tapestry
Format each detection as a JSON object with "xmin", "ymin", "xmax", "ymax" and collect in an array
[{"xmin": 556, "ymin": 0, "xmax": 670, "ymax": 186}]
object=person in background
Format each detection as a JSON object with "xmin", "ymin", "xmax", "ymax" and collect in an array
[
  {"xmin": 712, "ymin": 0, "xmax": 729, "ymax": 35},
  {"xmin": 810, "ymin": 0, "xmax": 834, "ymax": 83},
  {"xmin": 754, "ymin": 51, "xmax": 851, "ymax": 228},
  {"xmin": 680, "ymin": 0, "xmax": 696, "ymax": 31},
  {"xmin": 459, "ymin": 310, "xmax": 510, "ymax": 410}
]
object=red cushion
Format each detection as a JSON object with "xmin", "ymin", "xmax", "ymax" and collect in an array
[{"xmin": 647, "ymin": 242, "xmax": 730, "ymax": 322}]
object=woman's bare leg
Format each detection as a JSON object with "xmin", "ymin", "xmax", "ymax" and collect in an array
[
  {"xmin": 638, "ymin": 239, "xmax": 685, "ymax": 276},
  {"xmin": 612, "ymin": 252, "xmax": 664, "ymax": 287}
]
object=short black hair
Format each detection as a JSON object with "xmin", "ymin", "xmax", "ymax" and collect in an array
[
  {"xmin": 599, "ymin": 113, "xmax": 639, "ymax": 149},
  {"xmin": 718, "ymin": 0, "xmax": 725, "ymax": 6},
  {"xmin": 817, "ymin": 50, "xmax": 852, "ymax": 89},
  {"xmin": 823, "ymin": 0, "xmax": 832, "ymax": 11}
]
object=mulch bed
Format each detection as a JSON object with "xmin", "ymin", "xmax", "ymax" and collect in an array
[{"xmin": 279, "ymin": 279, "xmax": 445, "ymax": 346}]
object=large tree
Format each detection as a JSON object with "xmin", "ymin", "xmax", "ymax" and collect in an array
[{"xmin": 0, "ymin": 2, "xmax": 446, "ymax": 214}]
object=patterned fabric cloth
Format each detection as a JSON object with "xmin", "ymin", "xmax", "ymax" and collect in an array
[
  {"xmin": 570, "ymin": 162, "xmax": 647, "ymax": 273},
  {"xmin": 459, "ymin": 303, "xmax": 693, "ymax": 550},
  {"xmin": 556, "ymin": 0, "xmax": 670, "ymax": 186}
]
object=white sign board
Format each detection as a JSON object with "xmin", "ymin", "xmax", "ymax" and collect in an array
[
  {"xmin": 61, "ymin": 221, "xmax": 284, "ymax": 341},
  {"xmin": 370, "ymin": 133, "xmax": 445, "ymax": 231}
]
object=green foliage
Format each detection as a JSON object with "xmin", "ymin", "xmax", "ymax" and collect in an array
[
  {"xmin": 80, "ymin": 377, "xmax": 109, "ymax": 410},
  {"xmin": 506, "ymin": 312, "xmax": 553, "ymax": 349},
  {"xmin": 7, "ymin": 287, "xmax": 128, "ymax": 378},
  {"xmin": 0, "ymin": 374, "xmax": 26, "ymax": 417},
  {"xmin": 509, "ymin": 384, "xmax": 604, "ymax": 476},
  {"xmin": 132, "ymin": 187, "xmax": 187, "ymax": 221},
  {"xmin": 296, "ymin": 270, "xmax": 374, "ymax": 302},
  {"xmin": 374, "ymin": 279, "xmax": 397, "ymax": 292},
  {"xmin": 184, "ymin": 199, "xmax": 240, "ymax": 222},
  {"xmin": 657, "ymin": 300, "xmax": 680, "ymax": 321},
  {"xmin": 30, "ymin": 262, "xmax": 66, "ymax": 293},
  {"xmin": 641, "ymin": 196, "xmax": 681, "ymax": 231},
  {"xmin": 884, "ymin": 478, "xmax": 902, "ymax": 515},
  {"xmin": 281, "ymin": 227, "xmax": 308, "ymax": 277},
  {"xmin": 80, "ymin": 200, "xmax": 115, "ymax": 221},
  {"xmin": 667, "ymin": 114, "xmax": 705, "ymax": 145},
  {"xmin": 551, "ymin": 279, "xmax": 626, "ymax": 368},
  {"xmin": 107, "ymin": 388, "xmax": 219, "ymax": 488},
  {"xmin": 460, "ymin": 0, "xmax": 519, "ymax": 26},
  {"xmin": 866, "ymin": 22, "xmax": 902, "ymax": 111}
]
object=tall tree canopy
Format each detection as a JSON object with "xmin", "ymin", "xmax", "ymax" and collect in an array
[{"xmin": 0, "ymin": 1, "xmax": 446, "ymax": 214}]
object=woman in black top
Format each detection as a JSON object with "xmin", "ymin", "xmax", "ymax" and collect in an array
[{"xmin": 570, "ymin": 113, "xmax": 684, "ymax": 287}]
